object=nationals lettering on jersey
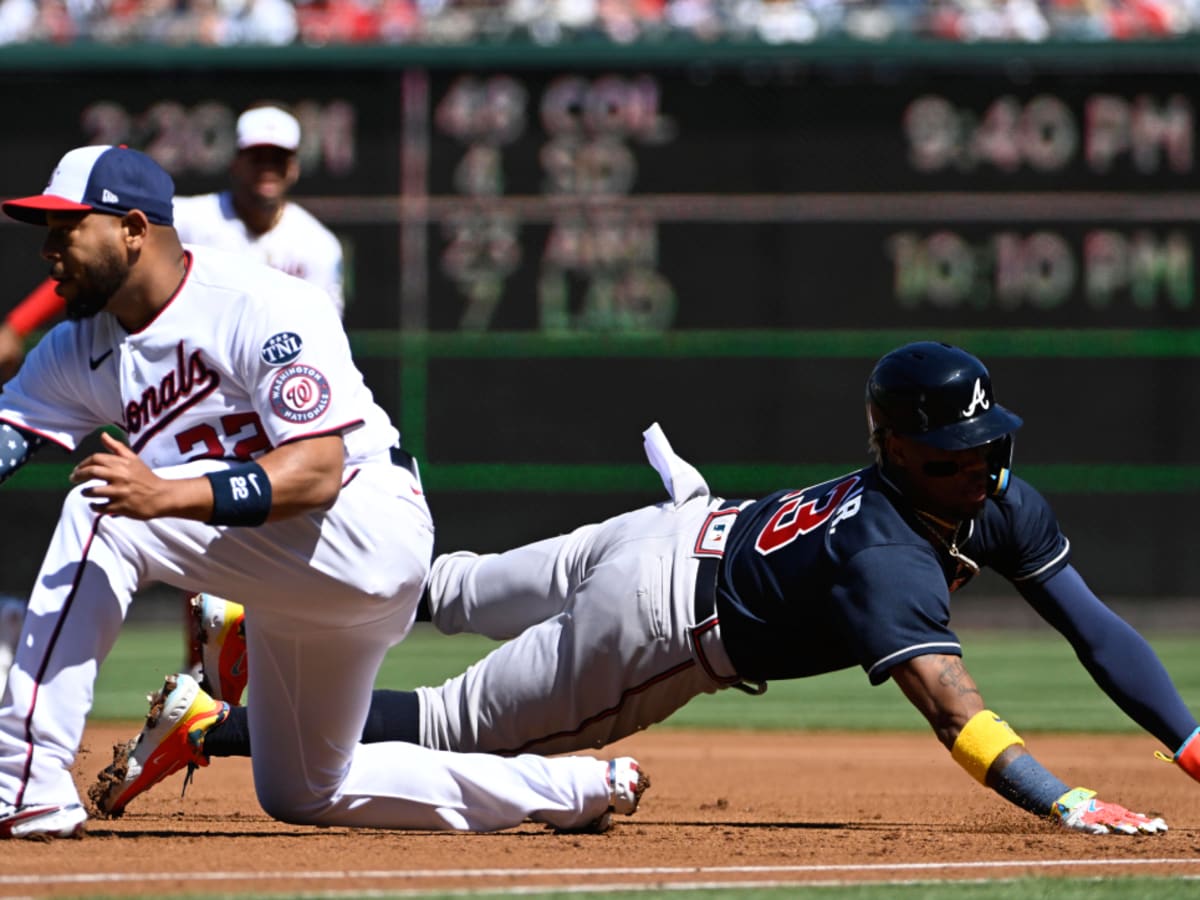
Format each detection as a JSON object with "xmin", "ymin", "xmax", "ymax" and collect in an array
[
  {"xmin": 0, "ymin": 247, "xmax": 396, "ymax": 471},
  {"xmin": 122, "ymin": 342, "xmax": 219, "ymax": 443},
  {"xmin": 712, "ymin": 465, "xmax": 1070, "ymax": 686}
]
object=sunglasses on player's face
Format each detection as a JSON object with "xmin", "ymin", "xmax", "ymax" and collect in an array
[
  {"xmin": 921, "ymin": 459, "xmax": 979, "ymax": 478},
  {"xmin": 916, "ymin": 446, "xmax": 991, "ymax": 479}
]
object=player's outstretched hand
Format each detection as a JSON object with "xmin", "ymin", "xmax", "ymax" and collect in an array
[{"xmin": 1052, "ymin": 787, "xmax": 1168, "ymax": 835}]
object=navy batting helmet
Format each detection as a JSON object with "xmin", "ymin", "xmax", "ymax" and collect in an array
[{"xmin": 866, "ymin": 341, "xmax": 1022, "ymax": 495}]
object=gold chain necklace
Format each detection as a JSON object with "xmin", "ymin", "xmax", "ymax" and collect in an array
[{"xmin": 914, "ymin": 511, "xmax": 981, "ymax": 577}]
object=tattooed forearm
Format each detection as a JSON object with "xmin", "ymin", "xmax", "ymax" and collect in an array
[
  {"xmin": 922, "ymin": 657, "xmax": 984, "ymax": 747},
  {"xmin": 891, "ymin": 654, "xmax": 987, "ymax": 750},
  {"xmin": 935, "ymin": 656, "xmax": 982, "ymax": 700}
]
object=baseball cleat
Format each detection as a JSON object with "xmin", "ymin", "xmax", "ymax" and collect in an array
[
  {"xmin": 189, "ymin": 593, "xmax": 247, "ymax": 705},
  {"xmin": 557, "ymin": 756, "xmax": 651, "ymax": 834},
  {"xmin": 0, "ymin": 801, "xmax": 86, "ymax": 839},
  {"xmin": 87, "ymin": 673, "xmax": 228, "ymax": 819}
]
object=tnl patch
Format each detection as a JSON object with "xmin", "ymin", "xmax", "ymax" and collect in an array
[{"xmin": 261, "ymin": 332, "xmax": 303, "ymax": 366}]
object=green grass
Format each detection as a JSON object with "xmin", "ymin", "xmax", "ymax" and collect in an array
[{"xmin": 93, "ymin": 621, "xmax": 1200, "ymax": 732}]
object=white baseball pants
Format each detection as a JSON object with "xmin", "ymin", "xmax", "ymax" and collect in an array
[{"xmin": 0, "ymin": 458, "xmax": 614, "ymax": 831}]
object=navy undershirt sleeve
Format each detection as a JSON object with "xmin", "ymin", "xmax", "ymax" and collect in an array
[{"xmin": 1018, "ymin": 564, "xmax": 1198, "ymax": 749}]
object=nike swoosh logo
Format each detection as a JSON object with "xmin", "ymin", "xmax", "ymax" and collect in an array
[
  {"xmin": 148, "ymin": 751, "xmax": 173, "ymax": 769},
  {"xmin": 88, "ymin": 349, "xmax": 113, "ymax": 370}
]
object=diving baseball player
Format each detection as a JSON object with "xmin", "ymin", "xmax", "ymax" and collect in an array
[
  {"xmin": 117, "ymin": 342, "xmax": 1200, "ymax": 835},
  {"xmin": 0, "ymin": 144, "xmax": 647, "ymax": 839}
]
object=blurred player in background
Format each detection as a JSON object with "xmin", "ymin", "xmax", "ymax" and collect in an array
[
  {"xmin": 106, "ymin": 341, "xmax": 1200, "ymax": 835},
  {"xmin": 0, "ymin": 102, "xmax": 343, "ymax": 379}
]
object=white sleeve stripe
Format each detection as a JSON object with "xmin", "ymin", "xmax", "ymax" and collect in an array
[
  {"xmin": 868, "ymin": 641, "xmax": 962, "ymax": 679},
  {"xmin": 1011, "ymin": 537, "xmax": 1071, "ymax": 582}
]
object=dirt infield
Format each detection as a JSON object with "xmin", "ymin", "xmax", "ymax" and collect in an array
[{"xmin": 4, "ymin": 727, "xmax": 1199, "ymax": 897}]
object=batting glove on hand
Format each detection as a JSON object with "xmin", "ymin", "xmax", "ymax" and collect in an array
[{"xmin": 1052, "ymin": 787, "xmax": 1168, "ymax": 835}]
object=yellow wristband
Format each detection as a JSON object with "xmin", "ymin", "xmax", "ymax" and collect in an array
[{"xmin": 951, "ymin": 709, "xmax": 1025, "ymax": 785}]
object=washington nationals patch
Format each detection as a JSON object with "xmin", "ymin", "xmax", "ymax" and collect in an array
[{"xmin": 269, "ymin": 364, "xmax": 331, "ymax": 423}]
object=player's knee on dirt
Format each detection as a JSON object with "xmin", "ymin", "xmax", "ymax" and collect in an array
[{"xmin": 253, "ymin": 776, "xmax": 340, "ymax": 825}]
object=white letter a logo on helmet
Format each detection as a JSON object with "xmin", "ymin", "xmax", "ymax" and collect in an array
[{"xmin": 961, "ymin": 377, "xmax": 990, "ymax": 417}]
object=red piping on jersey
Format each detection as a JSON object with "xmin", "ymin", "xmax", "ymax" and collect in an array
[
  {"xmin": 129, "ymin": 251, "xmax": 193, "ymax": 334},
  {"xmin": 0, "ymin": 417, "xmax": 73, "ymax": 452},
  {"xmin": 342, "ymin": 468, "xmax": 360, "ymax": 487},
  {"xmin": 492, "ymin": 658, "xmax": 697, "ymax": 757},
  {"xmin": 14, "ymin": 511, "xmax": 106, "ymax": 806}
]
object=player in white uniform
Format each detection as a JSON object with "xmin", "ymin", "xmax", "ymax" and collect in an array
[{"xmin": 0, "ymin": 144, "xmax": 647, "ymax": 839}]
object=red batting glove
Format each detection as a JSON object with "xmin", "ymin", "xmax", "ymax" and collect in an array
[{"xmin": 1052, "ymin": 787, "xmax": 1168, "ymax": 835}]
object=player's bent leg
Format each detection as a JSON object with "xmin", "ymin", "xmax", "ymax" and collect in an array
[
  {"xmin": 426, "ymin": 524, "xmax": 603, "ymax": 638},
  {"xmin": 419, "ymin": 502, "xmax": 728, "ymax": 756},
  {"xmin": 239, "ymin": 601, "xmax": 394, "ymax": 825},
  {"xmin": 418, "ymin": 611, "xmax": 717, "ymax": 756},
  {"xmin": 172, "ymin": 687, "xmax": 422, "ymax": 762},
  {"xmin": 242, "ymin": 597, "xmax": 629, "ymax": 832}
]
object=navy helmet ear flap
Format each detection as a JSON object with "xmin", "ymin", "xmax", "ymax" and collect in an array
[{"xmin": 986, "ymin": 433, "xmax": 1015, "ymax": 497}]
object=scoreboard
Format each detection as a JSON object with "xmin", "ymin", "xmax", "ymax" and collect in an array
[
  {"xmin": 417, "ymin": 68, "xmax": 1197, "ymax": 332},
  {"xmin": 2, "ymin": 59, "xmax": 1195, "ymax": 332}
]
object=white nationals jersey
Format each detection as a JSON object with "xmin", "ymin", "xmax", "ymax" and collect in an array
[
  {"xmin": 0, "ymin": 247, "xmax": 395, "ymax": 469},
  {"xmin": 174, "ymin": 192, "xmax": 344, "ymax": 317}
]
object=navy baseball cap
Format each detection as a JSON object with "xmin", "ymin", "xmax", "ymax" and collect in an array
[{"xmin": 2, "ymin": 145, "xmax": 175, "ymax": 226}]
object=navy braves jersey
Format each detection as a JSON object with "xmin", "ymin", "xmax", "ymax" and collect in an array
[{"xmin": 714, "ymin": 465, "xmax": 1070, "ymax": 685}]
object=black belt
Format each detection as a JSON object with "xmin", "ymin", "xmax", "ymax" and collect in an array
[
  {"xmin": 390, "ymin": 446, "xmax": 418, "ymax": 477},
  {"xmin": 694, "ymin": 555, "xmax": 720, "ymax": 626}
]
